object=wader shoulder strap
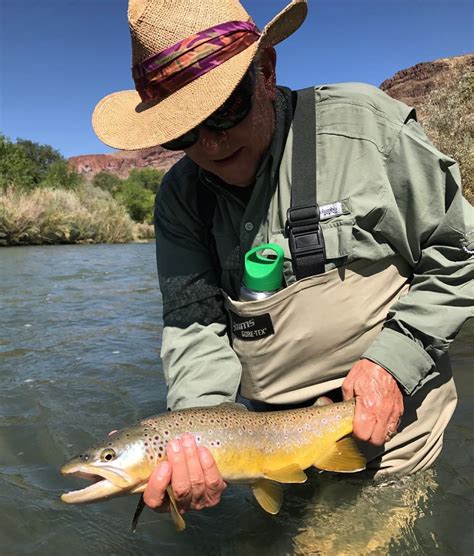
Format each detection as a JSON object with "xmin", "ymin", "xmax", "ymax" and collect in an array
[{"xmin": 285, "ymin": 87, "xmax": 326, "ymax": 279}]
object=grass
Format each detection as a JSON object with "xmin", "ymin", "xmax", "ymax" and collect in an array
[
  {"xmin": 416, "ymin": 63, "xmax": 473, "ymax": 204},
  {"xmin": 0, "ymin": 184, "xmax": 151, "ymax": 246}
]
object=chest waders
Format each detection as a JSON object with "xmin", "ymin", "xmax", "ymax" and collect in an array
[{"xmin": 224, "ymin": 87, "xmax": 457, "ymax": 478}]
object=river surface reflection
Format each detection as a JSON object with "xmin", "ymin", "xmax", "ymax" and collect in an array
[{"xmin": 0, "ymin": 244, "xmax": 472, "ymax": 555}]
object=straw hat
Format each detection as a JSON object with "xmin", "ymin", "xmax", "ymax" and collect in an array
[{"xmin": 92, "ymin": 0, "xmax": 308, "ymax": 151}]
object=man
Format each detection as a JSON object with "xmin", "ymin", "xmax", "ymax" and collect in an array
[{"xmin": 92, "ymin": 0, "xmax": 473, "ymax": 517}]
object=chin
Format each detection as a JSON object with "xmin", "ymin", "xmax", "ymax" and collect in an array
[{"xmin": 215, "ymin": 165, "xmax": 257, "ymax": 187}]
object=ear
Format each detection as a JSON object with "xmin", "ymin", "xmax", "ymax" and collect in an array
[{"xmin": 259, "ymin": 47, "xmax": 277, "ymax": 101}]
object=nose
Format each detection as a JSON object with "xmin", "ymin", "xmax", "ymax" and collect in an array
[{"xmin": 197, "ymin": 127, "xmax": 228, "ymax": 154}]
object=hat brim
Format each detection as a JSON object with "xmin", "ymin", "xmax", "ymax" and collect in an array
[{"xmin": 92, "ymin": 0, "xmax": 307, "ymax": 150}]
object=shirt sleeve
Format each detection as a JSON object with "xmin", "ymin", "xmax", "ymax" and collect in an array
[
  {"xmin": 154, "ymin": 170, "xmax": 242, "ymax": 410},
  {"xmin": 363, "ymin": 118, "xmax": 474, "ymax": 395}
]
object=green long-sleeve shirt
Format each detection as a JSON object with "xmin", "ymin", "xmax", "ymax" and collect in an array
[{"xmin": 154, "ymin": 83, "xmax": 474, "ymax": 410}]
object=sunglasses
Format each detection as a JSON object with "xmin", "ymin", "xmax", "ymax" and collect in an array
[{"xmin": 161, "ymin": 65, "xmax": 256, "ymax": 151}]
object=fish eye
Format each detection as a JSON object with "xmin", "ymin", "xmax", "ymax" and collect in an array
[{"xmin": 100, "ymin": 448, "xmax": 117, "ymax": 462}]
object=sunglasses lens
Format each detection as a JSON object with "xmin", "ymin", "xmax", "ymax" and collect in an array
[
  {"xmin": 204, "ymin": 66, "xmax": 255, "ymax": 131},
  {"xmin": 161, "ymin": 65, "xmax": 256, "ymax": 150},
  {"xmin": 161, "ymin": 129, "xmax": 199, "ymax": 151}
]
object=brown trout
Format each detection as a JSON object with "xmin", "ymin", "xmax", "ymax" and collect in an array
[{"xmin": 61, "ymin": 400, "xmax": 365, "ymax": 531}]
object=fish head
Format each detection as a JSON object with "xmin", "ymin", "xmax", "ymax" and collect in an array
[{"xmin": 61, "ymin": 424, "xmax": 157, "ymax": 504}]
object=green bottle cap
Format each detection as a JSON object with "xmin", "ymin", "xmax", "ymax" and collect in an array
[{"xmin": 243, "ymin": 243, "xmax": 285, "ymax": 292}]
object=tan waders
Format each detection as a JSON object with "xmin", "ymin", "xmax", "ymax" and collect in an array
[
  {"xmin": 225, "ymin": 256, "xmax": 457, "ymax": 478},
  {"xmin": 224, "ymin": 86, "xmax": 456, "ymax": 478}
]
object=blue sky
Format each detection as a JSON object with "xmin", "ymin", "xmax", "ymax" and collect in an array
[{"xmin": 1, "ymin": 0, "xmax": 472, "ymax": 158}]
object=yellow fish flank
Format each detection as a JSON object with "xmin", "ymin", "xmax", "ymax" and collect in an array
[{"xmin": 60, "ymin": 400, "xmax": 365, "ymax": 531}]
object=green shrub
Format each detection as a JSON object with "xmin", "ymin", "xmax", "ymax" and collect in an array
[
  {"xmin": 92, "ymin": 171, "xmax": 123, "ymax": 194},
  {"xmin": 0, "ymin": 185, "xmax": 135, "ymax": 245},
  {"xmin": 127, "ymin": 167, "xmax": 165, "ymax": 193},
  {"xmin": 115, "ymin": 179, "xmax": 155, "ymax": 223},
  {"xmin": 40, "ymin": 160, "xmax": 85, "ymax": 190}
]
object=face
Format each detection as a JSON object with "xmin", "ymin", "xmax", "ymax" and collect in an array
[{"xmin": 183, "ymin": 48, "xmax": 277, "ymax": 187}]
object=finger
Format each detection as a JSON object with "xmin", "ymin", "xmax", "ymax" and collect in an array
[
  {"xmin": 371, "ymin": 411, "xmax": 393, "ymax": 445},
  {"xmin": 351, "ymin": 398, "xmax": 376, "ymax": 442},
  {"xmin": 384, "ymin": 404, "xmax": 404, "ymax": 442},
  {"xmin": 341, "ymin": 376, "xmax": 355, "ymax": 401},
  {"xmin": 167, "ymin": 439, "xmax": 192, "ymax": 510},
  {"xmin": 198, "ymin": 446, "xmax": 226, "ymax": 506},
  {"xmin": 143, "ymin": 461, "xmax": 171, "ymax": 510},
  {"xmin": 181, "ymin": 433, "xmax": 207, "ymax": 509},
  {"xmin": 108, "ymin": 430, "xmax": 118, "ymax": 437}
]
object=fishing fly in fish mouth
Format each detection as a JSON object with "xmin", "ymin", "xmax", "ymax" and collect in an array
[{"xmin": 61, "ymin": 401, "xmax": 365, "ymax": 531}]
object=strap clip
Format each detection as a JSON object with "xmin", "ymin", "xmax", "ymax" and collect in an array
[{"xmin": 285, "ymin": 205, "xmax": 326, "ymax": 278}]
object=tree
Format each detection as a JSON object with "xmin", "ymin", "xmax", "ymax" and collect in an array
[
  {"xmin": 0, "ymin": 135, "xmax": 68, "ymax": 191},
  {"xmin": 116, "ymin": 180, "xmax": 155, "ymax": 222},
  {"xmin": 40, "ymin": 160, "xmax": 84, "ymax": 190},
  {"xmin": 92, "ymin": 171, "xmax": 123, "ymax": 194},
  {"xmin": 127, "ymin": 167, "xmax": 165, "ymax": 193},
  {"xmin": 0, "ymin": 134, "xmax": 37, "ymax": 190}
]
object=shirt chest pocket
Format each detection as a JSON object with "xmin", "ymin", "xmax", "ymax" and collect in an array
[{"xmin": 320, "ymin": 217, "xmax": 355, "ymax": 262}]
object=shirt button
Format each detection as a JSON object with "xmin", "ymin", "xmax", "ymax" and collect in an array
[{"xmin": 244, "ymin": 222, "xmax": 254, "ymax": 232}]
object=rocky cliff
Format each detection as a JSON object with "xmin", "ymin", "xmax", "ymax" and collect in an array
[
  {"xmin": 68, "ymin": 54, "xmax": 473, "ymax": 181},
  {"xmin": 380, "ymin": 53, "xmax": 473, "ymax": 119},
  {"xmin": 68, "ymin": 147, "xmax": 183, "ymax": 181}
]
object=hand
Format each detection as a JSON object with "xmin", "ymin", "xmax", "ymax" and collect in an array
[
  {"xmin": 342, "ymin": 359, "xmax": 404, "ymax": 446},
  {"xmin": 143, "ymin": 433, "xmax": 227, "ymax": 513}
]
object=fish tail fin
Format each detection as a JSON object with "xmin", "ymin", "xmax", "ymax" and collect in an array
[
  {"xmin": 313, "ymin": 436, "xmax": 366, "ymax": 472},
  {"xmin": 166, "ymin": 486, "xmax": 186, "ymax": 532},
  {"xmin": 251, "ymin": 479, "xmax": 283, "ymax": 515}
]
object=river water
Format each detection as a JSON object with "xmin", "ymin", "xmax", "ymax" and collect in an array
[{"xmin": 0, "ymin": 244, "xmax": 472, "ymax": 556}]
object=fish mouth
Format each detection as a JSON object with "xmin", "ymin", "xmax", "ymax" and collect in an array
[{"xmin": 60, "ymin": 463, "xmax": 136, "ymax": 504}]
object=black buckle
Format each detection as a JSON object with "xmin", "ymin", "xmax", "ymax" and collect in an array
[
  {"xmin": 285, "ymin": 205, "xmax": 326, "ymax": 278},
  {"xmin": 285, "ymin": 206, "xmax": 324, "ymax": 254},
  {"xmin": 285, "ymin": 205, "xmax": 320, "ymax": 232}
]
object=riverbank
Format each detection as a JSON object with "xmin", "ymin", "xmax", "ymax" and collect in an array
[{"xmin": 0, "ymin": 185, "xmax": 155, "ymax": 246}]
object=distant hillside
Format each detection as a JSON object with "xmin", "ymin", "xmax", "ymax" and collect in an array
[
  {"xmin": 68, "ymin": 54, "xmax": 473, "ymax": 201},
  {"xmin": 68, "ymin": 147, "xmax": 183, "ymax": 181},
  {"xmin": 381, "ymin": 53, "xmax": 473, "ymax": 203}
]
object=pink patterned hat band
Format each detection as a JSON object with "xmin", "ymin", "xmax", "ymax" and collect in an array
[{"xmin": 132, "ymin": 20, "xmax": 261, "ymax": 103}]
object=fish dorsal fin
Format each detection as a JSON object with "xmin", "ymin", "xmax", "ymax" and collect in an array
[
  {"xmin": 251, "ymin": 479, "xmax": 283, "ymax": 515},
  {"xmin": 166, "ymin": 486, "xmax": 186, "ymax": 532},
  {"xmin": 263, "ymin": 465, "xmax": 308, "ymax": 484},
  {"xmin": 313, "ymin": 436, "xmax": 366, "ymax": 472}
]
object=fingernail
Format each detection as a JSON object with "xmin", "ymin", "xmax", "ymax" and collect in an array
[
  {"xmin": 182, "ymin": 433, "xmax": 194, "ymax": 448},
  {"xmin": 157, "ymin": 461, "xmax": 170, "ymax": 477},
  {"xmin": 169, "ymin": 440, "xmax": 180, "ymax": 453}
]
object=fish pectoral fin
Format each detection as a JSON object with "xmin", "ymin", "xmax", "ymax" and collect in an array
[
  {"xmin": 263, "ymin": 465, "xmax": 307, "ymax": 484},
  {"xmin": 131, "ymin": 494, "xmax": 146, "ymax": 533},
  {"xmin": 166, "ymin": 486, "xmax": 186, "ymax": 532},
  {"xmin": 313, "ymin": 436, "xmax": 366, "ymax": 472},
  {"xmin": 251, "ymin": 479, "xmax": 283, "ymax": 515}
]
